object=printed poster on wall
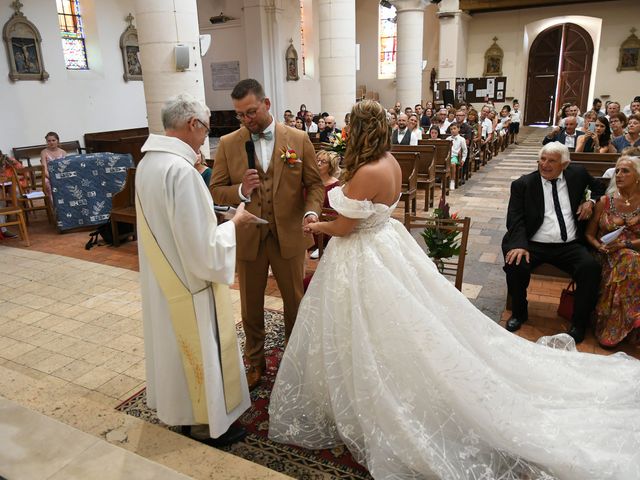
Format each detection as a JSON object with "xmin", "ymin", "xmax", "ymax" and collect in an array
[{"xmin": 211, "ymin": 61, "xmax": 240, "ymax": 90}]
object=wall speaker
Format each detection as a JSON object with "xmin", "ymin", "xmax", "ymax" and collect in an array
[{"xmin": 175, "ymin": 44, "xmax": 190, "ymax": 71}]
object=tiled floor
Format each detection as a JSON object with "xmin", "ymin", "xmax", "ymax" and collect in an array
[{"xmin": 1, "ymin": 126, "xmax": 638, "ymax": 480}]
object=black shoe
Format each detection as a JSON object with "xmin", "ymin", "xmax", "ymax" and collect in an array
[
  {"xmin": 181, "ymin": 424, "xmax": 247, "ymax": 447},
  {"xmin": 506, "ymin": 316, "xmax": 527, "ymax": 332},
  {"xmin": 567, "ymin": 325, "xmax": 585, "ymax": 344}
]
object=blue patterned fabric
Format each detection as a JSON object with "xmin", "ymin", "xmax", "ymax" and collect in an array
[{"xmin": 48, "ymin": 153, "xmax": 133, "ymax": 231}]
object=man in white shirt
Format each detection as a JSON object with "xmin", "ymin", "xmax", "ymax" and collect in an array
[
  {"xmin": 391, "ymin": 114, "xmax": 418, "ymax": 146},
  {"xmin": 605, "ymin": 101, "xmax": 621, "ymax": 120},
  {"xmin": 543, "ymin": 116, "xmax": 583, "ymax": 151},
  {"xmin": 303, "ymin": 111, "xmax": 318, "ymax": 133},
  {"xmin": 623, "ymin": 97, "xmax": 640, "ymax": 116},
  {"xmin": 479, "ymin": 105, "xmax": 494, "ymax": 145},
  {"xmin": 502, "ymin": 142, "xmax": 604, "ymax": 343}
]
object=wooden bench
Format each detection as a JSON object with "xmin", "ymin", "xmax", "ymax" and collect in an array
[
  {"xmin": 393, "ymin": 152, "xmax": 419, "ymax": 228},
  {"xmin": 110, "ymin": 167, "xmax": 136, "ymax": 246},
  {"xmin": 13, "ymin": 141, "xmax": 87, "ymax": 167},
  {"xmin": 391, "ymin": 144, "xmax": 436, "ymax": 211},
  {"xmin": 419, "ymin": 139, "xmax": 452, "ymax": 195},
  {"xmin": 569, "ymin": 152, "xmax": 620, "ymax": 178},
  {"xmin": 84, "ymin": 128, "xmax": 149, "ymax": 166}
]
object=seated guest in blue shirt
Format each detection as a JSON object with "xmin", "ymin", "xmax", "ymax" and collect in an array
[{"xmin": 612, "ymin": 114, "xmax": 640, "ymax": 153}]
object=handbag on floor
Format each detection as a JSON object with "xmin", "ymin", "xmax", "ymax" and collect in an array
[{"xmin": 557, "ymin": 281, "xmax": 575, "ymax": 321}]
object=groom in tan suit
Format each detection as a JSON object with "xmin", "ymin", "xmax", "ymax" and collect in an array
[{"xmin": 211, "ymin": 79, "xmax": 324, "ymax": 389}]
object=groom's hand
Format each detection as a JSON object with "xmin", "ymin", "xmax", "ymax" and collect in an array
[
  {"xmin": 302, "ymin": 214, "xmax": 318, "ymax": 236},
  {"xmin": 241, "ymin": 169, "xmax": 260, "ymax": 197}
]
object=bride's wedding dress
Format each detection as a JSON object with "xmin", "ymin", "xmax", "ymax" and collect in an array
[{"xmin": 268, "ymin": 187, "xmax": 640, "ymax": 479}]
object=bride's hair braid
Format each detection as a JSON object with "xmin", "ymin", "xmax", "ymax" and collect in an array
[{"xmin": 342, "ymin": 100, "xmax": 391, "ymax": 183}]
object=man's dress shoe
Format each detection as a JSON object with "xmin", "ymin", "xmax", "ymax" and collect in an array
[
  {"xmin": 246, "ymin": 365, "xmax": 263, "ymax": 390},
  {"xmin": 506, "ymin": 317, "xmax": 526, "ymax": 332},
  {"xmin": 567, "ymin": 325, "xmax": 585, "ymax": 344}
]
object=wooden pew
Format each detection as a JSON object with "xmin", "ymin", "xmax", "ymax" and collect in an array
[
  {"xmin": 84, "ymin": 128, "xmax": 149, "ymax": 166},
  {"xmin": 391, "ymin": 144, "xmax": 436, "ymax": 211},
  {"xmin": 419, "ymin": 139, "xmax": 452, "ymax": 195},
  {"xmin": 392, "ymin": 152, "xmax": 419, "ymax": 228},
  {"xmin": 13, "ymin": 141, "xmax": 87, "ymax": 167},
  {"xmin": 110, "ymin": 168, "xmax": 137, "ymax": 246}
]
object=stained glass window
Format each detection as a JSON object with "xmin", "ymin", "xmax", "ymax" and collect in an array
[
  {"xmin": 379, "ymin": 4, "xmax": 397, "ymax": 79},
  {"xmin": 56, "ymin": 0, "xmax": 88, "ymax": 70},
  {"xmin": 300, "ymin": 0, "xmax": 306, "ymax": 76}
]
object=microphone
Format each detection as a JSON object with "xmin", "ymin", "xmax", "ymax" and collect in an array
[{"xmin": 245, "ymin": 140, "xmax": 256, "ymax": 170}]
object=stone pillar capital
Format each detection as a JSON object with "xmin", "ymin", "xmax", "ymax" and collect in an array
[
  {"xmin": 389, "ymin": 0, "xmax": 429, "ymax": 13},
  {"xmin": 437, "ymin": 9, "xmax": 471, "ymax": 21}
]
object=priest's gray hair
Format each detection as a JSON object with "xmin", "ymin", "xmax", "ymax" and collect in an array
[
  {"xmin": 539, "ymin": 142, "xmax": 570, "ymax": 166},
  {"xmin": 162, "ymin": 94, "xmax": 210, "ymax": 130}
]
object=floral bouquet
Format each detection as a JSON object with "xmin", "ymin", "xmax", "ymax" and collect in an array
[
  {"xmin": 322, "ymin": 130, "xmax": 348, "ymax": 155},
  {"xmin": 421, "ymin": 195, "xmax": 461, "ymax": 273}
]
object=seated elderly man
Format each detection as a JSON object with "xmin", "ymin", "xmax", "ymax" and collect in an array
[
  {"xmin": 502, "ymin": 142, "xmax": 604, "ymax": 343},
  {"xmin": 543, "ymin": 116, "xmax": 583, "ymax": 151}
]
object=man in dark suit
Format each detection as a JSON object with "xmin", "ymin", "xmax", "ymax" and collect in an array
[
  {"xmin": 502, "ymin": 142, "xmax": 604, "ymax": 343},
  {"xmin": 542, "ymin": 116, "xmax": 583, "ymax": 151},
  {"xmin": 319, "ymin": 115, "xmax": 341, "ymax": 143}
]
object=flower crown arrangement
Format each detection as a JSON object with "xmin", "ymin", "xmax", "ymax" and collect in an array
[
  {"xmin": 421, "ymin": 195, "xmax": 461, "ymax": 272},
  {"xmin": 280, "ymin": 145, "xmax": 301, "ymax": 168}
]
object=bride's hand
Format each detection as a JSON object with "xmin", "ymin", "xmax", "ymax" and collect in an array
[{"xmin": 303, "ymin": 222, "xmax": 321, "ymax": 235}]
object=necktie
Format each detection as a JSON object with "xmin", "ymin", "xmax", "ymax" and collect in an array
[
  {"xmin": 550, "ymin": 178, "xmax": 568, "ymax": 242},
  {"xmin": 251, "ymin": 131, "xmax": 273, "ymax": 142}
]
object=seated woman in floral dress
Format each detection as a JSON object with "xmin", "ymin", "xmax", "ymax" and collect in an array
[{"xmin": 585, "ymin": 155, "xmax": 640, "ymax": 346}]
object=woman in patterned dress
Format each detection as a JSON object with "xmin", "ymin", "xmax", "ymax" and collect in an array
[{"xmin": 586, "ymin": 155, "xmax": 640, "ymax": 346}]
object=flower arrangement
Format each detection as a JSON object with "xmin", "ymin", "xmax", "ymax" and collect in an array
[
  {"xmin": 280, "ymin": 145, "xmax": 301, "ymax": 168},
  {"xmin": 421, "ymin": 195, "xmax": 461, "ymax": 273},
  {"xmin": 322, "ymin": 130, "xmax": 348, "ymax": 155}
]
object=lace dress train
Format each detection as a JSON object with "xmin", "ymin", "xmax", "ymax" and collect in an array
[{"xmin": 268, "ymin": 187, "xmax": 640, "ymax": 480}]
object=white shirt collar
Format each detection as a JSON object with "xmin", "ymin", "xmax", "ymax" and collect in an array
[{"xmin": 541, "ymin": 171, "xmax": 565, "ymax": 186}]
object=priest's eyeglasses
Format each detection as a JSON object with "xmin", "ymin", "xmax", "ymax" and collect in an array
[{"xmin": 196, "ymin": 119, "xmax": 211, "ymax": 135}]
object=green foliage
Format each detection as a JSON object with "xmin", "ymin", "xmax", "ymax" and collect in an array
[{"xmin": 421, "ymin": 197, "xmax": 461, "ymax": 263}]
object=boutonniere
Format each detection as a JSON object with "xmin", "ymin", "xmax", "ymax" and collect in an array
[{"xmin": 280, "ymin": 145, "xmax": 301, "ymax": 168}]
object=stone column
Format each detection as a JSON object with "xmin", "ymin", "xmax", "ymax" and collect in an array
[
  {"xmin": 133, "ymin": 0, "xmax": 208, "ymax": 154},
  {"xmin": 391, "ymin": 0, "xmax": 429, "ymax": 109},
  {"xmin": 437, "ymin": 0, "xmax": 470, "ymax": 85},
  {"xmin": 243, "ymin": 0, "xmax": 285, "ymax": 119},
  {"xmin": 318, "ymin": 0, "xmax": 356, "ymax": 126}
]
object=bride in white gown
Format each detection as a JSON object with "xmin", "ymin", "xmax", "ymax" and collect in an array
[{"xmin": 268, "ymin": 100, "xmax": 640, "ymax": 479}]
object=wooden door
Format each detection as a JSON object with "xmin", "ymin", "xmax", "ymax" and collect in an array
[
  {"xmin": 524, "ymin": 25, "xmax": 562, "ymax": 125},
  {"xmin": 556, "ymin": 23, "xmax": 593, "ymax": 115}
]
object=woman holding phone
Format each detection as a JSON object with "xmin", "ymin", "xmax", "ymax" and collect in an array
[{"xmin": 576, "ymin": 116, "xmax": 615, "ymax": 153}]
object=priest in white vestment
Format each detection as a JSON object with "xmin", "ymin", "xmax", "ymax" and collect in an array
[{"xmin": 136, "ymin": 94, "xmax": 256, "ymax": 445}]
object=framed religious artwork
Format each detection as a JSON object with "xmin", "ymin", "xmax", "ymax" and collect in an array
[
  {"xmin": 483, "ymin": 37, "xmax": 503, "ymax": 77},
  {"xmin": 285, "ymin": 39, "xmax": 299, "ymax": 81},
  {"xmin": 120, "ymin": 13, "xmax": 142, "ymax": 81},
  {"xmin": 617, "ymin": 28, "xmax": 640, "ymax": 72},
  {"xmin": 2, "ymin": 0, "xmax": 49, "ymax": 82}
]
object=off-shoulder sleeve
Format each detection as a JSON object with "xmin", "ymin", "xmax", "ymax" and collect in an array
[{"xmin": 328, "ymin": 187, "xmax": 376, "ymax": 219}]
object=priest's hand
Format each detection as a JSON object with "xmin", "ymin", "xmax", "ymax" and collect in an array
[
  {"xmin": 241, "ymin": 169, "xmax": 260, "ymax": 197},
  {"xmin": 231, "ymin": 202, "xmax": 259, "ymax": 228}
]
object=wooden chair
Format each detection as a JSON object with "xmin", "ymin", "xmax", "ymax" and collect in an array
[
  {"xmin": 110, "ymin": 168, "xmax": 137, "ymax": 246},
  {"xmin": 391, "ymin": 144, "xmax": 436, "ymax": 211},
  {"xmin": 407, "ymin": 215, "xmax": 471, "ymax": 291},
  {"xmin": 10, "ymin": 165, "xmax": 54, "ymax": 225},
  {"xmin": 393, "ymin": 152, "xmax": 419, "ymax": 228},
  {"xmin": 419, "ymin": 139, "xmax": 452, "ymax": 195},
  {"xmin": 0, "ymin": 174, "xmax": 30, "ymax": 246}
]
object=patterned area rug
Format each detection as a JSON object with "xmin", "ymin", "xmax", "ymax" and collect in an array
[{"xmin": 116, "ymin": 310, "xmax": 372, "ymax": 479}]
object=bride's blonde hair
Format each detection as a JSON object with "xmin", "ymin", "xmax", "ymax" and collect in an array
[{"xmin": 341, "ymin": 100, "xmax": 390, "ymax": 182}]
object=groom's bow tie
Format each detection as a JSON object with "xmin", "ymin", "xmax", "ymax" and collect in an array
[{"xmin": 251, "ymin": 131, "xmax": 273, "ymax": 142}]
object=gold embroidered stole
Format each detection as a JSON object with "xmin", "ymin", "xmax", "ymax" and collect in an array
[{"xmin": 136, "ymin": 196, "xmax": 242, "ymax": 420}]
